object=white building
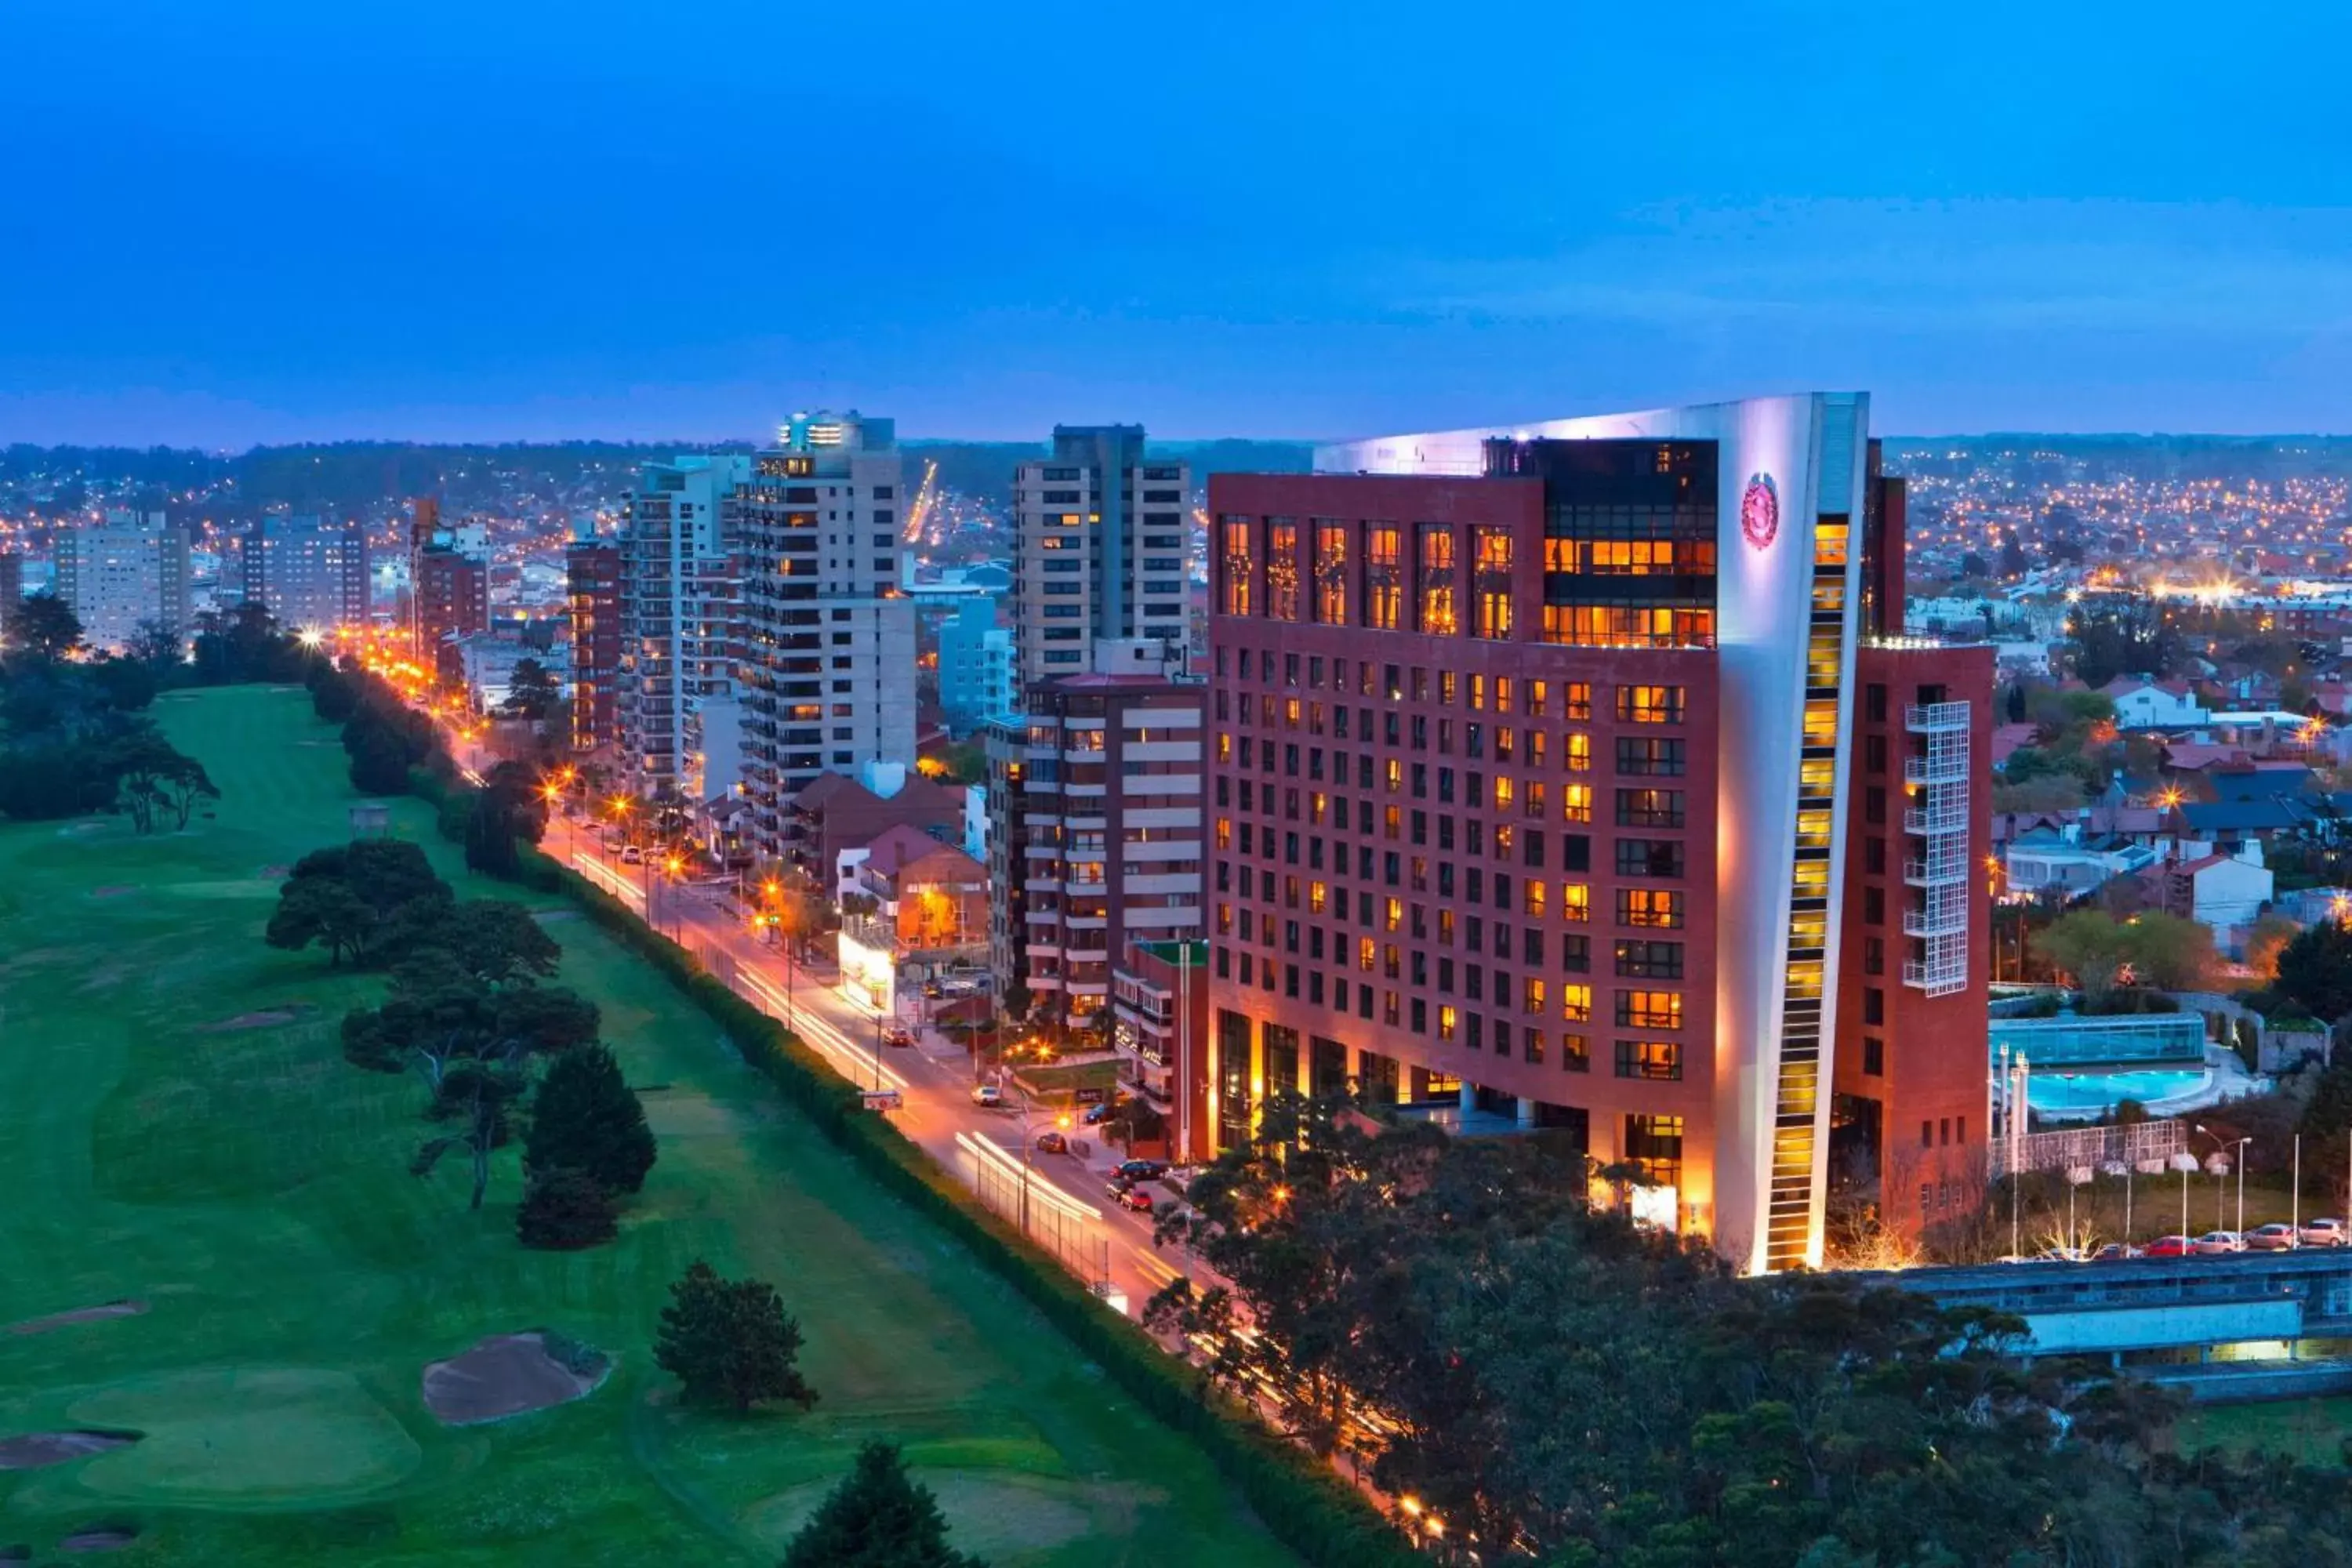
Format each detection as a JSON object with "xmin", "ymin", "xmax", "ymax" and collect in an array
[
  {"xmin": 938, "ymin": 597, "xmax": 1015, "ymax": 728},
  {"xmin": 739, "ymin": 412, "xmax": 915, "ymax": 863},
  {"xmin": 55, "ymin": 510, "xmax": 191, "ymax": 651},
  {"xmin": 2003, "ymin": 828, "xmax": 2159, "ymax": 898},
  {"xmin": 616, "ymin": 455, "xmax": 753, "ymax": 806},
  {"xmin": 1012, "ymin": 425, "xmax": 1192, "ymax": 686},
  {"xmin": 235, "ymin": 514, "xmax": 368, "ymax": 633},
  {"xmin": 2170, "ymin": 850, "xmax": 2275, "ymax": 932},
  {"xmin": 2103, "ymin": 677, "xmax": 2209, "ymax": 730}
]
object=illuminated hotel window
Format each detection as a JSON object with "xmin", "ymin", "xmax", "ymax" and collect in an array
[
  {"xmin": 1524, "ymin": 880, "xmax": 1546, "ymax": 918},
  {"xmin": 1616, "ymin": 685, "xmax": 1686, "ymax": 724},
  {"xmin": 1309, "ymin": 880, "xmax": 1327, "ymax": 914},
  {"xmin": 1266, "ymin": 520, "xmax": 1300, "ymax": 622},
  {"xmin": 1529, "ymin": 679, "xmax": 1548, "ymax": 717},
  {"xmin": 1385, "ymin": 895, "xmax": 1403, "ymax": 932},
  {"xmin": 1364, "ymin": 525, "xmax": 1402, "ymax": 630},
  {"xmin": 1563, "ymin": 983, "xmax": 1592, "ymax": 1022},
  {"xmin": 1439, "ymin": 1005, "xmax": 1457, "ymax": 1043},
  {"xmin": 1416, "ymin": 523, "xmax": 1457, "ymax": 635},
  {"xmin": 1566, "ymin": 732, "xmax": 1592, "ymax": 772},
  {"xmin": 1541, "ymin": 604, "xmax": 1715, "ymax": 649},
  {"xmin": 1563, "ymin": 1032, "xmax": 1591, "ymax": 1072},
  {"xmin": 1617, "ymin": 990, "xmax": 1682, "ymax": 1029},
  {"xmin": 1616, "ymin": 1041, "xmax": 1683, "ymax": 1082},
  {"xmin": 1215, "ymin": 817, "xmax": 1232, "ymax": 849},
  {"xmin": 1562, "ymin": 883, "xmax": 1591, "ymax": 923},
  {"xmin": 1493, "ymin": 775, "xmax": 1515, "ymax": 812},
  {"xmin": 1313, "ymin": 522, "xmax": 1348, "ymax": 623},
  {"xmin": 1618, "ymin": 888, "xmax": 1683, "ymax": 928},
  {"xmin": 1496, "ymin": 677, "xmax": 1515, "ymax": 714},
  {"xmin": 1564, "ymin": 682, "xmax": 1592, "ymax": 720},
  {"xmin": 1563, "ymin": 782, "xmax": 1593, "ymax": 823},
  {"xmin": 1525, "ymin": 780, "xmax": 1547, "ymax": 819},
  {"xmin": 1358, "ymin": 936, "xmax": 1375, "ymax": 972},
  {"xmin": 1524, "ymin": 978, "xmax": 1546, "ymax": 1016},
  {"xmin": 1220, "ymin": 517, "xmax": 1253, "ymax": 616},
  {"xmin": 1814, "ymin": 521, "xmax": 1849, "ymax": 567},
  {"xmin": 1472, "ymin": 527, "xmax": 1513, "ymax": 639},
  {"xmin": 1625, "ymin": 1113, "xmax": 1683, "ymax": 1183},
  {"xmin": 1802, "ymin": 700, "xmax": 1839, "ymax": 747}
]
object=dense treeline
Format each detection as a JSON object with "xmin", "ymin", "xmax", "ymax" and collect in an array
[
  {"xmin": 1149, "ymin": 1097, "xmax": 2352, "ymax": 1566},
  {"xmin": 0, "ymin": 593, "xmax": 220, "ymax": 825}
]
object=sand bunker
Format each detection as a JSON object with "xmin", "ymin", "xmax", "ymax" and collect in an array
[
  {"xmin": 60, "ymin": 1526, "xmax": 139, "ymax": 1552},
  {"xmin": 423, "ymin": 1333, "xmax": 608, "ymax": 1426},
  {"xmin": 0, "ymin": 1432, "xmax": 139, "ymax": 1471},
  {"xmin": 5, "ymin": 1301, "xmax": 146, "ymax": 1338}
]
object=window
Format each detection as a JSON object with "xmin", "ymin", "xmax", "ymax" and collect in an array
[
  {"xmin": 1416, "ymin": 523, "xmax": 1457, "ymax": 635},
  {"xmin": 1313, "ymin": 522, "xmax": 1348, "ymax": 623},
  {"xmin": 1566, "ymin": 732, "xmax": 1592, "ymax": 772},
  {"xmin": 1615, "ymin": 1040, "xmax": 1682, "ymax": 1081},
  {"xmin": 1862, "ymin": 1036, "xmax": 1885, "ymax": 1076},
  {"xmin": 1617, "ymin": 990, "xmax": 1682, "ymax": 1029},
  {"xmin": 1864, "ymin": 987, "xmax": 1885, "ymax": 1025},
  {"xmin": 1614, "ymin": 940, "xmax": 1684, "ymax": 978},
  {"xmin": 1615, "ymin": 738, "xmax": 1686, "ymax": 776},
  {"xmin": 1266, "ymin": 520, "xmax": 1300, "ymax": 621},
  {"xmin": 1616, "ymin": 685, "xmax": 1686, "ymax": 724},
  {"xmin": 1615, "ymin": 840, "xmax": 1684, "ymax": 879},
  {"xmin": 1614, "ymin": 788, "xmax": 1685, "ymax": 828},
  {"xmin": 1563, "ymin": 682, "xmax": 1592, "ymax": 720},
  {"xmin": 1624, "ymin": 1114, "xmax": 1685, "ymax": 1186},
  {"xmin": 1562, "ymin": 883, "xmax": 1590, "ymax": 923},
  {"xmin": 1365, "ymin": 526, "xmax": 1401, "ymax": 630},
  {"xmin": 1618, "ymin": 888, "xmax": 1684, "ymax": 928},
  {"xmin": 1473, "ymin": 525, "xmax": 1513, "ymax": 638},
  {"xmin": 1220, "ymin": 517, "xmax": 1253, "ymax": 616},
  {"xmin": 1561, "ymin": 983, "xmax": 1592, "ymax": 1022},
  {"xmin": 1561, "ymin": 782, "xmax": 1592, "ymax": 824},
  {"xmin": 1864, "ymin": 886, "xmax": 1885, "ymax": 925},
  {"xmin": 1524, "ymin": 978, "xmax": 1546, "ymax": 1017}
]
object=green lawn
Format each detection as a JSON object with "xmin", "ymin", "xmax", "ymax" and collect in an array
[
  {"xmin": 2176, "ymin": 1398, "xmax": 2352, "ymax": 1465},
  {"xmin": 0, "ymin": 686, "xmax": 1293, "ymax": 1567}
]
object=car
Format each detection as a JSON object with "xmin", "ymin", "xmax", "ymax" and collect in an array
[
  {"xmin": 619, "ymin": 844, "xmax": 644, "ymax": 864},
  {"xmin": 1110, "ymin": 1185, "xmax": 1155, "ymax": 1213},
  {"xmin": 2244, "ymin": 1222, "xmax": 2301, "ymax": 1251},
  {"xmin": 969, "ymin": 1083, "xmax": 1005, "ymax": 1108},
  {"xmin": 1114, "ymin": 1158, "xmax": 1168, "ymax": 1184},
  {"xmin": 1082, "ymin": 1098, "xmax": 1124, "ymax": 1126},
  {"xmin": 2034, "ymin": 1245, "xmax": 2089, "ymax": 1263},
  {"xmin": 1034, "ymin": 1131, "xmax": 1068, "ymax": 1155},
  {"xmin": 2090, "ymin": 1243, "xmax": 2143, "ymax": 1262},
  {"xmin": 2300, "ymin": 1217, "xmax": 2350, "ymax": 1247},
  {"xmin": 2141, "ymin": 1234, "xmax": 2196, "ymax": 1258},
  {"xmin": 2193, "ymin": 1230, "xmax": 2247, "ymax": 1256},
  {"xmin": 880, "ymin": 1023, "xmax": 916, "ymax": 1048}
]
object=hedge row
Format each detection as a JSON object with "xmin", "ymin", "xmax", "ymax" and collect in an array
[{"xmin": 407, "ymin": 771, "xmax": 1418, "ymax": 1566}]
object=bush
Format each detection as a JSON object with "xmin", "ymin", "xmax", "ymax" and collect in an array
[{"xmin": 517, "ymin": 1166, "xmax": 618, "ymax": 1249}]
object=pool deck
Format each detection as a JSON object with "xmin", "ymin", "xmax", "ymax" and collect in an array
[{"xmin": 2028, "ymin": 1046, "xmax": 2270, "ymax": 1125}]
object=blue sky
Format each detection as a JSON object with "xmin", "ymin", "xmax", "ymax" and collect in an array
[{"xmin": 4, "ymin": 0, "xmax": 2349, "ymax": 445}]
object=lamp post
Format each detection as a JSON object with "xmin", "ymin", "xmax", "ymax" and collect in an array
[{"xmin": 2234, "ymin": 1138, "xmax": 2252, "ymax": 1236}]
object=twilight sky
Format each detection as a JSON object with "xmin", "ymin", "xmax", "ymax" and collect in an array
[{"xmin": 5, "ymin": 0, "xmax": 2350, "ymax": 446}]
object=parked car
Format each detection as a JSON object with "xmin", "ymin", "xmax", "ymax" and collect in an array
[
  {"xmin": 2090, "ymin": 1243, "xmax": 2142, "ymax": 1262},
  {"xmin": 619, "ymin": 844, "xmax": 644, "ymax": 864},
  {"xmin": 2141, "ymin": 1234, "xmax": 2196, "ymax": 1258},
  {"xmin": 2034, "ymin": 1245, "xmax": 2089, "ymax": 1263},
  {"xmin": 2244, "ymin": 1222, "xmax": 2300, "ymax": 1251},
  {"xmin": 969, "ymin": 1083, "xmax": 1004, "ymax": 1109},
  {"xmin": 1082, "ymin": 1097, "xmax": 1125, "ymax": 1126},
  {"xmin": 880, "ymin": 1023, "xmax": 915, "ymax": 1048},
  {"xmin": 2300, "ymin": 1217, "xmax": 2350, "ymax": 1247},
  {"xmin": 1034, "ymin": 1131, "xmax": 1068, "ymax": 1155},
  {"xmin": 2192, "ymin": 1230, "xmax": 2247, "ymax": 1256},
  {"xmin": 1110, "ymin": 1185, "xmax": 1155, "ymax": 1213},
  {"xmin": 1114, "ymin": 1159, "xmax": 1168, "ymax": 1184}
]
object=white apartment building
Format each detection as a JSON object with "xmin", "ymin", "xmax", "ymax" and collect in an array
[
  {"xmin": 55, "ymin": 509, "xmax": 191, "ymax": 651},
  {"xmin": 235, "ymin": 514, "xmax": 368, "ymax": 633},
  {"xmin": 616, "ymin": 455, "xmax": 753, "ymax": 805},
  {"xmin": 739, "ymin": 411, "xmax": 916, "ymax": 862},
  {"xmin": 1011, "ymin": 426, "xmax": 1192, "ymax": 687}
]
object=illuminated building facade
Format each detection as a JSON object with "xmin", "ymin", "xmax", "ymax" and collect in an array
[
  {"xmin": 1207, "ymin": 395, "xmax": 1989, "ymax": 1272},
  {"xmin": 615, "ymin": 455, "xmax": 751, "ymax": 803},
  {"xmin": 1011, "ymin": 426, "xmax": 1192, "ymax": 686}
]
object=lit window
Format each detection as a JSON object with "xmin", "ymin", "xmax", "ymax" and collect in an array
[
  {"xmin": 1524, "ymin": 978, "xmax": 1546, "ymax": 1016},
  {"xmin": 1220, "ymin": 517, "xmax": 1254, "ymax": 616},
  {"xmin": 1563, "ymin": 883, "xmax": 1590, "ymax": 923},
  {"xmin": 1563, "ymin": 783, "xmax": 1592, "ymax": 823},
  {"xmin": 1439, "ymin": 1005, "xmax": 1457, "ymax": 1042},
  {"xmin": 1563, "ymin": 984, "xmax": 1592, "ymax": 1023},
  {"xmin": 1417, "ymin": 523, "xmax": 1457, "ymax": 635}
]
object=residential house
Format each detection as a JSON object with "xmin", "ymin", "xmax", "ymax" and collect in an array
[
  {"xmin": 2103, "ymin": 675, "xmax": 2208, "ymax": 730},
  {"xmin": 2003, "ymin": 825, "xmax": 2160, "ymax": 900},
  {"xmin": 836, "ymin": 823, "xmax": 989, "ymax": 1013},
  {"xmin": 2165, "ymin": 850, "xmax": 2276, "ymax": 937}
]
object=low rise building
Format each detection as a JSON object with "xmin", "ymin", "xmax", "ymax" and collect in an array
[{"xmin": 837, "ymin": 823, "xmax": 989, "ymax": 1014}]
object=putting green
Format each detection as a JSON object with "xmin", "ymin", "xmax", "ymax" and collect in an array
[{"xmin": 67, "ymin": 1367, "xmax": 421, "ymax": 1506}]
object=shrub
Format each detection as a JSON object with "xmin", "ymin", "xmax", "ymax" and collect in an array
[{"xmin": 517, "ymin": 1166, "xmax": 618, "ymax": 1249}]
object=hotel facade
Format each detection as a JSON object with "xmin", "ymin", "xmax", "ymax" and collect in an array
[{"xmin": 1204, "ymin": 395, "xmax": 1989, "ymax": 1272}]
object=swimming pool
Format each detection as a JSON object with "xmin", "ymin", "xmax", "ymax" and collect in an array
[{"xmin": 2025, "ymin": 1069, "xmax": 2206, "ymax": 1114}]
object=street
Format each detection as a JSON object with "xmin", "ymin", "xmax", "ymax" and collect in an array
[{"xmin": 538, "ymin": 808, "xmax": 1189, "ymax": 1316}]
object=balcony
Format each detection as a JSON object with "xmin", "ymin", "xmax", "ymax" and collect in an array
[
  {"xmin": 1903, "ymin": 852, "xmax": 1968, "ymax": 887},
  {"xmin": 1903, "ymin": 885, "xmax": 1968, "ymax": 938},
  {"xmin": 1902, "ymin": 748, "xmax": 1968, "ymax": 786},
  {"xmin": 1904, "ymin": 800, "xmax": 1969, "ymax": 836},
  {"xmin": 1905, "ymin": 702, "xmax": 1969, "ymax": 735}
]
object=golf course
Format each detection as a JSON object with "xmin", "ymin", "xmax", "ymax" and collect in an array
[{"xmin": 0, "ymin": 684, "xmax": 1294, "ymax": 1566}]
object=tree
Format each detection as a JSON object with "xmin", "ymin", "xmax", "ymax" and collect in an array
[
  {"xmin": 1958, "ymin": 550, "xmax": 1991, "ymax": 580},
  {"xmin": 11, "ymin": 592, "xmax": 82, "ymax": 661},
  {"xmin": 781, "ymin": 1442, "xmax": 986, "ymax": 1568},
  {"xmin": 266, "ymin": 873, "xmax": 376, "ymax": 965},
  {"xmin": 499, "ymin": 657, "xmax": 559, "ymax": 720},
  {"xmin": 516, "ymin": 1165, "xmax": 619, "ymax": 1249},
  {"xmin": 349, "ymin": 724, "xmax": 416, "ymax": 793},
  {"xmin": 267, "ymin": 839, "xmax": 451, "ymax": 966},
  {"xmin": 86, "ymin": 654, "xmax": 159, "ymax": 712},
  {"xmin": 158, "ymin": 749, "xmax": 219, "ymax": 828},
  {"xmin": 412, "ymin": 898, "xmax": 561, "ymax": 987},
  {"xmin": 466, "ymin": 763, "xmax": 546, "ymax": 877},
  {"xmin": 1998, "ymin": 531, "xmax": 2029, "ymax": 579},
  {"xmin": 125, "ymin": 619, "xmax": 183, "ymax": 673},
  {"xmin": 2067, "ymin": 593, "xmax": 2176, "ymax": 689},
  {"xmin": 2119, "ymin": 910, "xmax": 2214, "ymax": 992},
  {"xmin": 2032, "ymin": 909, "xmax": 2135, "ymax": 1004},
  {"xmin": 2005, "ymin": 682, "xmax": 2027, "ymax": 724},
  {"xmin": 524, "ymin": 1043, "xmax": 656, "ymax": 1195},
  {"xmin": 2278, "ymin": 915, "xmax": 2352, "ymax": 1023},
  {"xmin": 410, "ymin": 1053, "xmax": 529, "ymax": 1211},
  {"xmin": 655, "ymin": 1260, "xmax": 818, "ymax": 1413}
]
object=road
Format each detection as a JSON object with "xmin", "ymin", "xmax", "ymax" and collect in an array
[{"xmin": 537, "ymin": 808, "xmax": 1191, "ymax": 1316}]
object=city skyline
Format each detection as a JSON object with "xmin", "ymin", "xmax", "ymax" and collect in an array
[{"xmin": 7, "ymin": 2, "xmax": 2352, "ymax": 446}]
